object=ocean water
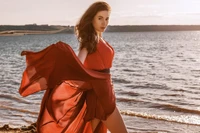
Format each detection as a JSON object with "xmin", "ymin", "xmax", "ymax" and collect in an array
[{"xmin": 0, "ymin": 31, "xmax": 200, "ymax": 133}]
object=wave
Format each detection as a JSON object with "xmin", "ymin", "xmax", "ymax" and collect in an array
[
  {"xmin": 0, "ymin": 105, "xmax": 38, "ymax": 115},
  {"xmin": 112, "ymin": 78, "xmax": 132, "ymax": 84},
  {"xmin": 0, "ymin": 94, "xmax": 30, "ymax": 104},
  {"xmin": 118, "ymin": 91, "xmax": 141, "ymax": 97},
  {"xmin": 126, "ymin": 83, "xmax": 170, "ymax": 90},
  {"xmin": 117, "ymin": 97, "xmax": 142, "ymax": 103},
  {"xmin": 173, "ymin": 88, "xmax": 200, "ymax": 95},
  {"xmin": 120, "ymin": 110, "xmax": 200, "ymax": 126},
  {"xmin": 149, "ymin": 103, "xmax": 200, "ymax": 115}
]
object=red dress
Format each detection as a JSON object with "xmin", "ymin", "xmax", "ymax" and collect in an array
[{"xmin": 19, "ymin": 41, "xmax": 116, "ymax": 133}]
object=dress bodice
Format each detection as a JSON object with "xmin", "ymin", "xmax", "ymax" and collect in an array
[{"xmin": 84, "ymin": 40, "xmax": 114, "ymax": 70}]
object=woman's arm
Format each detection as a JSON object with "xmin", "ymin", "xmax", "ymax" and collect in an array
[
  {"xmin": 103, "ymin": 107, "xmax": 128, "ymax": 133},
  {"xmin": 77, "ymin": 48, "xmax": 88, "ymax": 64}
]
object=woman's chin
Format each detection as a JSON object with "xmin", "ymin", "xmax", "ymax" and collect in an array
[
  {"xmin": 100, "ymin": 29, "xmax": 106, "ymax": 32},
  {"xmin": 96, "ymin": 28, "xmax": 106, "ymax": 33}
]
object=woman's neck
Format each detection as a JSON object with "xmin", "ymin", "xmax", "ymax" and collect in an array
[
  {"xmin": 96, "ymin": 31, "xmax": 102, "ymax": 38},
  {"xmin": 98, "ymin": 35, "xmax": 103, "ymax": 42}
]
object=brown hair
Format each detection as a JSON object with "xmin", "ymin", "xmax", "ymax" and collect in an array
[{"xmin": 75, "ymin": 1, "xmax": 111, "ymax": 54}]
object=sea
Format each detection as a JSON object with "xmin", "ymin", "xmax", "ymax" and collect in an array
[{"xmin": 0, "ymin": 31, "xmax": 200, "ymax": 133}]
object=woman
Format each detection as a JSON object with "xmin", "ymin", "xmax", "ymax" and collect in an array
[
  {"xmin": 19, "ymin": 1, "xmax": 127, "ymax": 133},
  {"xmin": 75, "ymin": 1, "xmax": 127, "ymax": 133}
]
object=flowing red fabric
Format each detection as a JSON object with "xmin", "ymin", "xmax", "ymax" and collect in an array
[{"xmin": 19, "ymin": 41, "xmax": 116, "ymax": 133}]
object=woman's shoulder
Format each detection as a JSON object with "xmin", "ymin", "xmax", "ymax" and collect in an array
[{"xmin": 100, "ymin": 39, "xmax": 114, "ymax": 51}]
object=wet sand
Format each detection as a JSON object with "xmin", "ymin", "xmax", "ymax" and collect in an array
[{"xmin": 0, "ymin": 123, "xmax": 36, "ymax": 133}]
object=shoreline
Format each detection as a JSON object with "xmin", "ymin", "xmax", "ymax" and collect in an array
[
  {"xmin": 0, "ymin": 30, "xmax": 66, "ymax": 36},
  {"xmin": 0, "ymin": 123, "xmax": 36, "ymax": 133},
  {"xmin": 0, "ymin": 26, "xmax": 70, "ymax": 36},
  {"xmin": 0, "ymin": 32, "xmax": 58, "ymax": 37}
]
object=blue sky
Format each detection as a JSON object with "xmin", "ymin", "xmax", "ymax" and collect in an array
[{"xmin": 0, "ymin": 0, "xmax": 200, "ymax": 25}]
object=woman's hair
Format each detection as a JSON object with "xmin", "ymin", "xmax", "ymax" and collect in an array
[{"xmin": 75, "ymin": 1, "xmax": 111, "ymax": 54}]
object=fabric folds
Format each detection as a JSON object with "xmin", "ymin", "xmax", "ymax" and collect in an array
[{"xmin": 19, "ymin": 41, "xmax": 116, "ymax": 133}]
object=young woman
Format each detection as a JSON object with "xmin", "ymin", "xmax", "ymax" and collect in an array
[
  {"xmin": 75, "ymin": 1, "xmax": 128, "ymax": 133},
  {"xmin": 19, "ymin": 1, "xmax": 127, "ymax": 133}
]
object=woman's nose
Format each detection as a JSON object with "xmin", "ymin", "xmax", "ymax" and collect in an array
[{"xmin": 102, "ymin": 20, "xmax": 106, "ymax": 26}]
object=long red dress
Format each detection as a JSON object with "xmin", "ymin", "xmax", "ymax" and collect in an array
[{"xmin": 19, "ymin": 40, "xmax": 116, "ymax": 133}]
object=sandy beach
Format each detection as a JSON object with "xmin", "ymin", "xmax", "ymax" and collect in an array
[
  {"xmin": 0, "ymin": 26, "xmax": 69, "ymax": 36},
  {"xmin": 0, "ymin": 30, "xmax": 62, "ymax": 36}
]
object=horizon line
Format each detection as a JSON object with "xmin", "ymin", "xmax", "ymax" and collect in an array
[{"xmin": 1, "ymin": 24, "xmax": 200, "ymax": 26}]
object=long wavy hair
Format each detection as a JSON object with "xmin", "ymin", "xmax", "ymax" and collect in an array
[{"xmin": 75, "ymin": 1, "xmax": 111, "ymax": 54}]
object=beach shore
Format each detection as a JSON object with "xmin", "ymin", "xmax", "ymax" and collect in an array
[
  {"xmin": 0, "ymin": 123, "xmax": 36, "ymax": 133},
  {"xmin": 0, "ymin": 30, "xmax": 62, "ymax": 36}
]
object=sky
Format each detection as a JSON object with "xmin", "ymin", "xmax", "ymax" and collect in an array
[{"xmin": 0, "ymin": 0, "xmax": 200, "ymax": 26}]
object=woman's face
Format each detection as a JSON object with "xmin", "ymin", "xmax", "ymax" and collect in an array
[{"xmin": 92, "ymin": 10, "xmax": 110, "ymax": 34}]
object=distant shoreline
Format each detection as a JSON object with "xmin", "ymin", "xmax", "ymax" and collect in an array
[
  {"xmin": 0, "ymin": 24, "xmax": 200, "ymax": 36},
  {"xmin": 106, "ymin": 25, "xmax": 200, "ymax": 32}
]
